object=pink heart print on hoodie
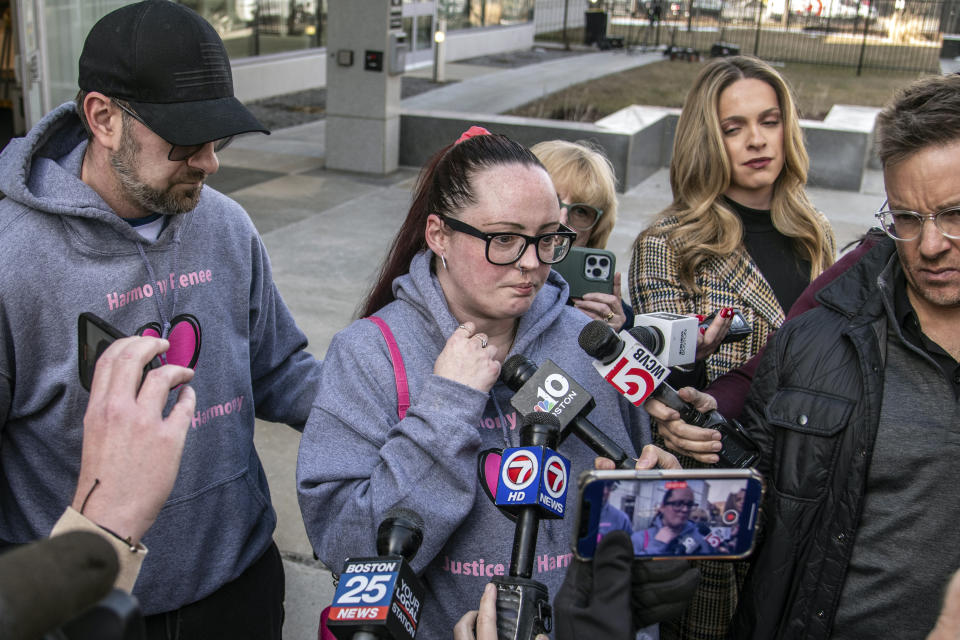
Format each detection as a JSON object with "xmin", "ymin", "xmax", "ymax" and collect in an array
[{"xmin": 137, "ymin": 313, "xmax": 202, "ymax": 369}]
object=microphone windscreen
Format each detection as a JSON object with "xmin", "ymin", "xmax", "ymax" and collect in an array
[
  {"xmin": 377, "ymin": 508, "xmax": 425, "ymax": 562},
  {"xmin": 382, "ymin": 507, "xmax": 425, "ymax": 534},
  {"xmin": 578, "ymin": 320, "xmax": 618, "ymax": 359},
  {"xmin": 0, "ymin": 531, "xmax": 119, "ymax": 640},
  {"xmin": 521, "ymin": 412, "xmax": 561, "ymax": 429},
  {"xmin": 501, "ymin": 354, "xmax": 536, "ymax": 390},
  {"xmin": 519, "ymin": 412, "xmax": 562, "ymax": 448},
  {"xmin": 627, "ymin": 326, "xmax": 660, "ymax": 352}
]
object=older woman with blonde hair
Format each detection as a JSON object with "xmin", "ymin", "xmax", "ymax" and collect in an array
[
  {"xmin": 532, "ymin": 139, "xmax": 632, "ymax": 329},
  {"xmin": 531, "ymin": 139, "xmax": 619, "ymax": 249},
  {"xmin": 629, "ymin": 55, "xmax": 835, "ymax": 639}
]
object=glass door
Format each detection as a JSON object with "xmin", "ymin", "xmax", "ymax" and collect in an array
[{"xmin": 402, "ymin": 0, "xmax": 435, "ymax": 67}]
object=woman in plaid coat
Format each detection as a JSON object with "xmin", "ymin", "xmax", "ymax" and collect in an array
[{"xmin": 628, "ymin": 56, "xmax": 835, "ymax": 640}]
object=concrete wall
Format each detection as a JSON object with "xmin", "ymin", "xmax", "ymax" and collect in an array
[
  {"xmin": 445, "ymin": 24, "xmax": 536, "ymax": 61},
  {"xmin": 233, "ymin": 49, "xmax": 327, "ymax": 102},
  {"xmin": 803, "ymin": 122, "xmax": 871, "ymax": 191},
  {"xmin": 400, "ymin": 105, "xmax": 878, "ymax": 192},
  {"xmin": 399, "ymin": 110, "xmax": 670, "ymax": 192}
]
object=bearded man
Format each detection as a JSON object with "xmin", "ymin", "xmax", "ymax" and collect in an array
[{"xmin": 0, "ymin": 3, "xmax": 321, "ymax": 637}]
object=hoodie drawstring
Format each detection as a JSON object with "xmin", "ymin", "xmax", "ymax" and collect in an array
[
  {"xmin": 490, "ymin": 390, "xmax": 512, "ymax": 448},
  {"xmin": 135, "ymin": 217, "xmax": 189, "ymax": 339}
]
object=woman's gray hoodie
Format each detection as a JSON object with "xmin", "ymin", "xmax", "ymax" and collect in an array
[{"xmin": 298, "ymin": 250, "xmax": 650, "ymax": 640}]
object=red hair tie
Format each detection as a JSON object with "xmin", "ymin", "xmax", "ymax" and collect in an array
[{"xmin": 455, "ymin": 125, "xmax": 491, "ymax": 144}]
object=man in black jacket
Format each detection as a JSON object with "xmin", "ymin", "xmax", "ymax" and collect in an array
[{"xmin": 720, "ymin": 73, "xmax": 960, "ymax": 639}]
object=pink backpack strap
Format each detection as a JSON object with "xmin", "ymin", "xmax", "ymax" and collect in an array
[
  {"xmin": 317, "ymin": 605, "xmax": 337, "ymax": 640},
  {"xmin": 367, "ymin": 316, "xmax": 409, "ymax": 420}
]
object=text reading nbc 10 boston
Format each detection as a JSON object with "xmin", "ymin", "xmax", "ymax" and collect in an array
[
  {"xmin": 327, "ymin": 558, "xmax": 423, "ymax": 640},
  {"xmin": 511, "ymin": 359, "xmax": 593, "ymax": 419},
  {"xmin": 495, "ymin": 446, "xmax": 570, "ymax": 517}
]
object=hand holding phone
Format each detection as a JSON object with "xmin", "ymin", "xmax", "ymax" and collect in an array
[
  {"xmin": 553, "ymin": 530, "xmax": 635, "ymax": 639},
  {"xmin": 573, "ymin": 469, "xmax": 763, "ymax": 561},
  {"xmin": 78, "ymin": 312, "xmax": 161, "ymax": 391},
  {"xmin": 554, "ymin": 525, "xmax": 699, "ymax": 638},
  {"xmin": 574, "ymin": 272, "xmax": 626, "ymax": 330},
  {"xmin": 73, "ymin": 335, "xmax": 195, "ymax": 547},
  {"xmin": 553, "ymin": 247, "xmax": 616, "ymax": 299},
  {"xmin": 698, "ymin": 308, "xmax": 751, "ymax": 344}
]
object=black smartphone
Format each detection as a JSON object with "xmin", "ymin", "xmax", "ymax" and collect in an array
[
  {"xmin": 698, "ymin": 308, "xmax": 752, "ymax": 344},
  {"xmin": 77, "ymin": 312, "xmax": 160, "ymax": 392},
  {"xmin": 572, "ymin": 469, "xmax": 763, "ymax": 560},
  {"xmin": 552, "ymin": 247, "xmax": 616, "ymax": 298}
]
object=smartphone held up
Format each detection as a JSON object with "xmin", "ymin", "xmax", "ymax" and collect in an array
[
  {"xmin": 552, "ymin": 247, "xmax": 616, "ymax": 298},
  {"xmin": 573, "ymin": 469, "xmax": 763, "ymax": 561},
  {"xmin": 77, "ymin": 312, "xmax": 161, "ymax": 392}
]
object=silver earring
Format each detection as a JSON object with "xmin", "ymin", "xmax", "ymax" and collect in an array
[{"xmin": 441, "ymin": 253, "xmax": 448, "ymax": 270}]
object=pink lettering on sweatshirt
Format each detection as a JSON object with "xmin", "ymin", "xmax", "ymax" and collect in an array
[
  {"xmin": 106, "ymin": 268, "xmax": 214, "ymax": 311},
  {"xmin": 191, "ymin": 394, "xmax": 244, "ymax": 429},
  {"xmin": 439, "ymin": 552, "xmax": 572, "ymax": 577},
  {"xmin": 477, "ymin": 411, "xmax": 518, "ymax": 431}
]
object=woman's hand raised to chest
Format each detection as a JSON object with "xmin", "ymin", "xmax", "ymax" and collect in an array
[{"xmin": 434, "ymin": 321, "xmax": 502, "ymax": 393}]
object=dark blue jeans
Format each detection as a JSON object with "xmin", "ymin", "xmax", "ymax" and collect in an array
[{"xmin": 144, "ymin": 541, "xmax": 285, "ymax": 640}]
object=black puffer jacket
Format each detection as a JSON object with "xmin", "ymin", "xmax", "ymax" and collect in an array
[{"xmin": 729, "ymin": 235, "xmax": 897, "ymax": 640}]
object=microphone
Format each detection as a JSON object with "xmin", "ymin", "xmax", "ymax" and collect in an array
[
  {"xmin": 494, "ymin": 412, "xmax": 571, "ymax": 547},
  {"xmin": 326, "ymin": 508, "xmax": 427, "ymax": 640},
  {"xmin": 492, "ymin": 413, "xmax": 562, "ymax": 640},
  {"xmin": 632, "ymin": 312, "xmax": 698, "ymax": 367},
  {"xmin": 501, "ymin": 355, "xmax": 633, "ymax": 469},
  {"xmin": 578, "ymin": 320, "xmax": 759, "ymax": 469},
  {"xmin": 0, "ymin": 531, "xmax": 119, "ymax": 640}
]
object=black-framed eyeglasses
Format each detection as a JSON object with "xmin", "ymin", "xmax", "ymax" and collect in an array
[
  {"xmin": 875, "ymin": 199, "xmax": 960, "ymax": 242},
  {"xmin": 559, "ymin": 200, "xmax": 604, "ymax": 231},
  {"xmin": 439, "ymin": 214, "xmax": 577, "ymax": 266},
  {"xmin": 113, "ymin": 100, "xmax": 234, "ymax": 162},
  {"xmin": 663, "ymin": 500, "xmax": 697, "ymax": 510}
]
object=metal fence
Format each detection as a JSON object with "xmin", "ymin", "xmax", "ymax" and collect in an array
[{"xmin": 535, "ymin": 0, "xmax": 948, "ymax": 72}]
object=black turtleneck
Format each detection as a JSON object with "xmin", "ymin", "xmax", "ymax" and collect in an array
[{"xmin": 724, "ymin": 196, "xmax": 810, "ymax": 313}]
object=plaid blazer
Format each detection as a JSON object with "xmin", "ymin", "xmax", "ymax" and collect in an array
[
  {"xmin": 628, "ymin": 214, "xmax": 835, "ymax": 384},
  {"xmin": 628, "ymin": 213, "xmax": 834, "ymax": 640}
]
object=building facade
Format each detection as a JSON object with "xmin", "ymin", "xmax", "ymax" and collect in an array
[{"xmin": 7, "ymin": 0, "xmax": 540, "ymax": 132}]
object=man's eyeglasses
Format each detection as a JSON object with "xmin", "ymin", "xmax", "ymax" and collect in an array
[
  {"xmin": 559, "ymin": 200, "xmax": 604, "ymax": 231},
  {"xmin": 113, "ymin": 100, "xmax": 234, "ymax": 162},
  {"xmin": 439, "ymin": 215, "xmax": 577, "ymax": 266},
  {"xmin": 663, "ymin": 500, "xmax": 697, "ymax": 510},
  {"xmin": 875, "ymin": 200, "xmax": 960, "ymax": 242}
]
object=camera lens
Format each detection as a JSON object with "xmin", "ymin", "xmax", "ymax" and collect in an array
[
  {"xmin": 586, "ymin": 257, "xmax": 597, "ymax": 266},
  {"xmin": 591, "ymin": 268, "xmax": 602, "ymax": 277},
  {"xmin": 598, "ymin": 257, "xmax": 609, "ymax": 267}
]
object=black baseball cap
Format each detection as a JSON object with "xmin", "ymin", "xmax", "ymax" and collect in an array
[{"xmin": 78, "ymin": 0, "xmax": 268, "ymax": 146}]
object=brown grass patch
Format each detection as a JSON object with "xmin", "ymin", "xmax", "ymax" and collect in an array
[{"xmin": 507, "ymin": 58, "xmax": 927, "ymax": 121}]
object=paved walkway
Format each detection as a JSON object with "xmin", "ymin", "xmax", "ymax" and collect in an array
[
  {"xmin": 211, "ymin": 49, "xmax": 888, "ymax": 639},
  {"xmin": 402, "ymin": 49, "xmax": 663, "ymax": 113}
]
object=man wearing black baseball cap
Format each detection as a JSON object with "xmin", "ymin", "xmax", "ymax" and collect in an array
[{"xmin": 0, "ymin": 2, "xmax": 321, "ymax": 638}]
